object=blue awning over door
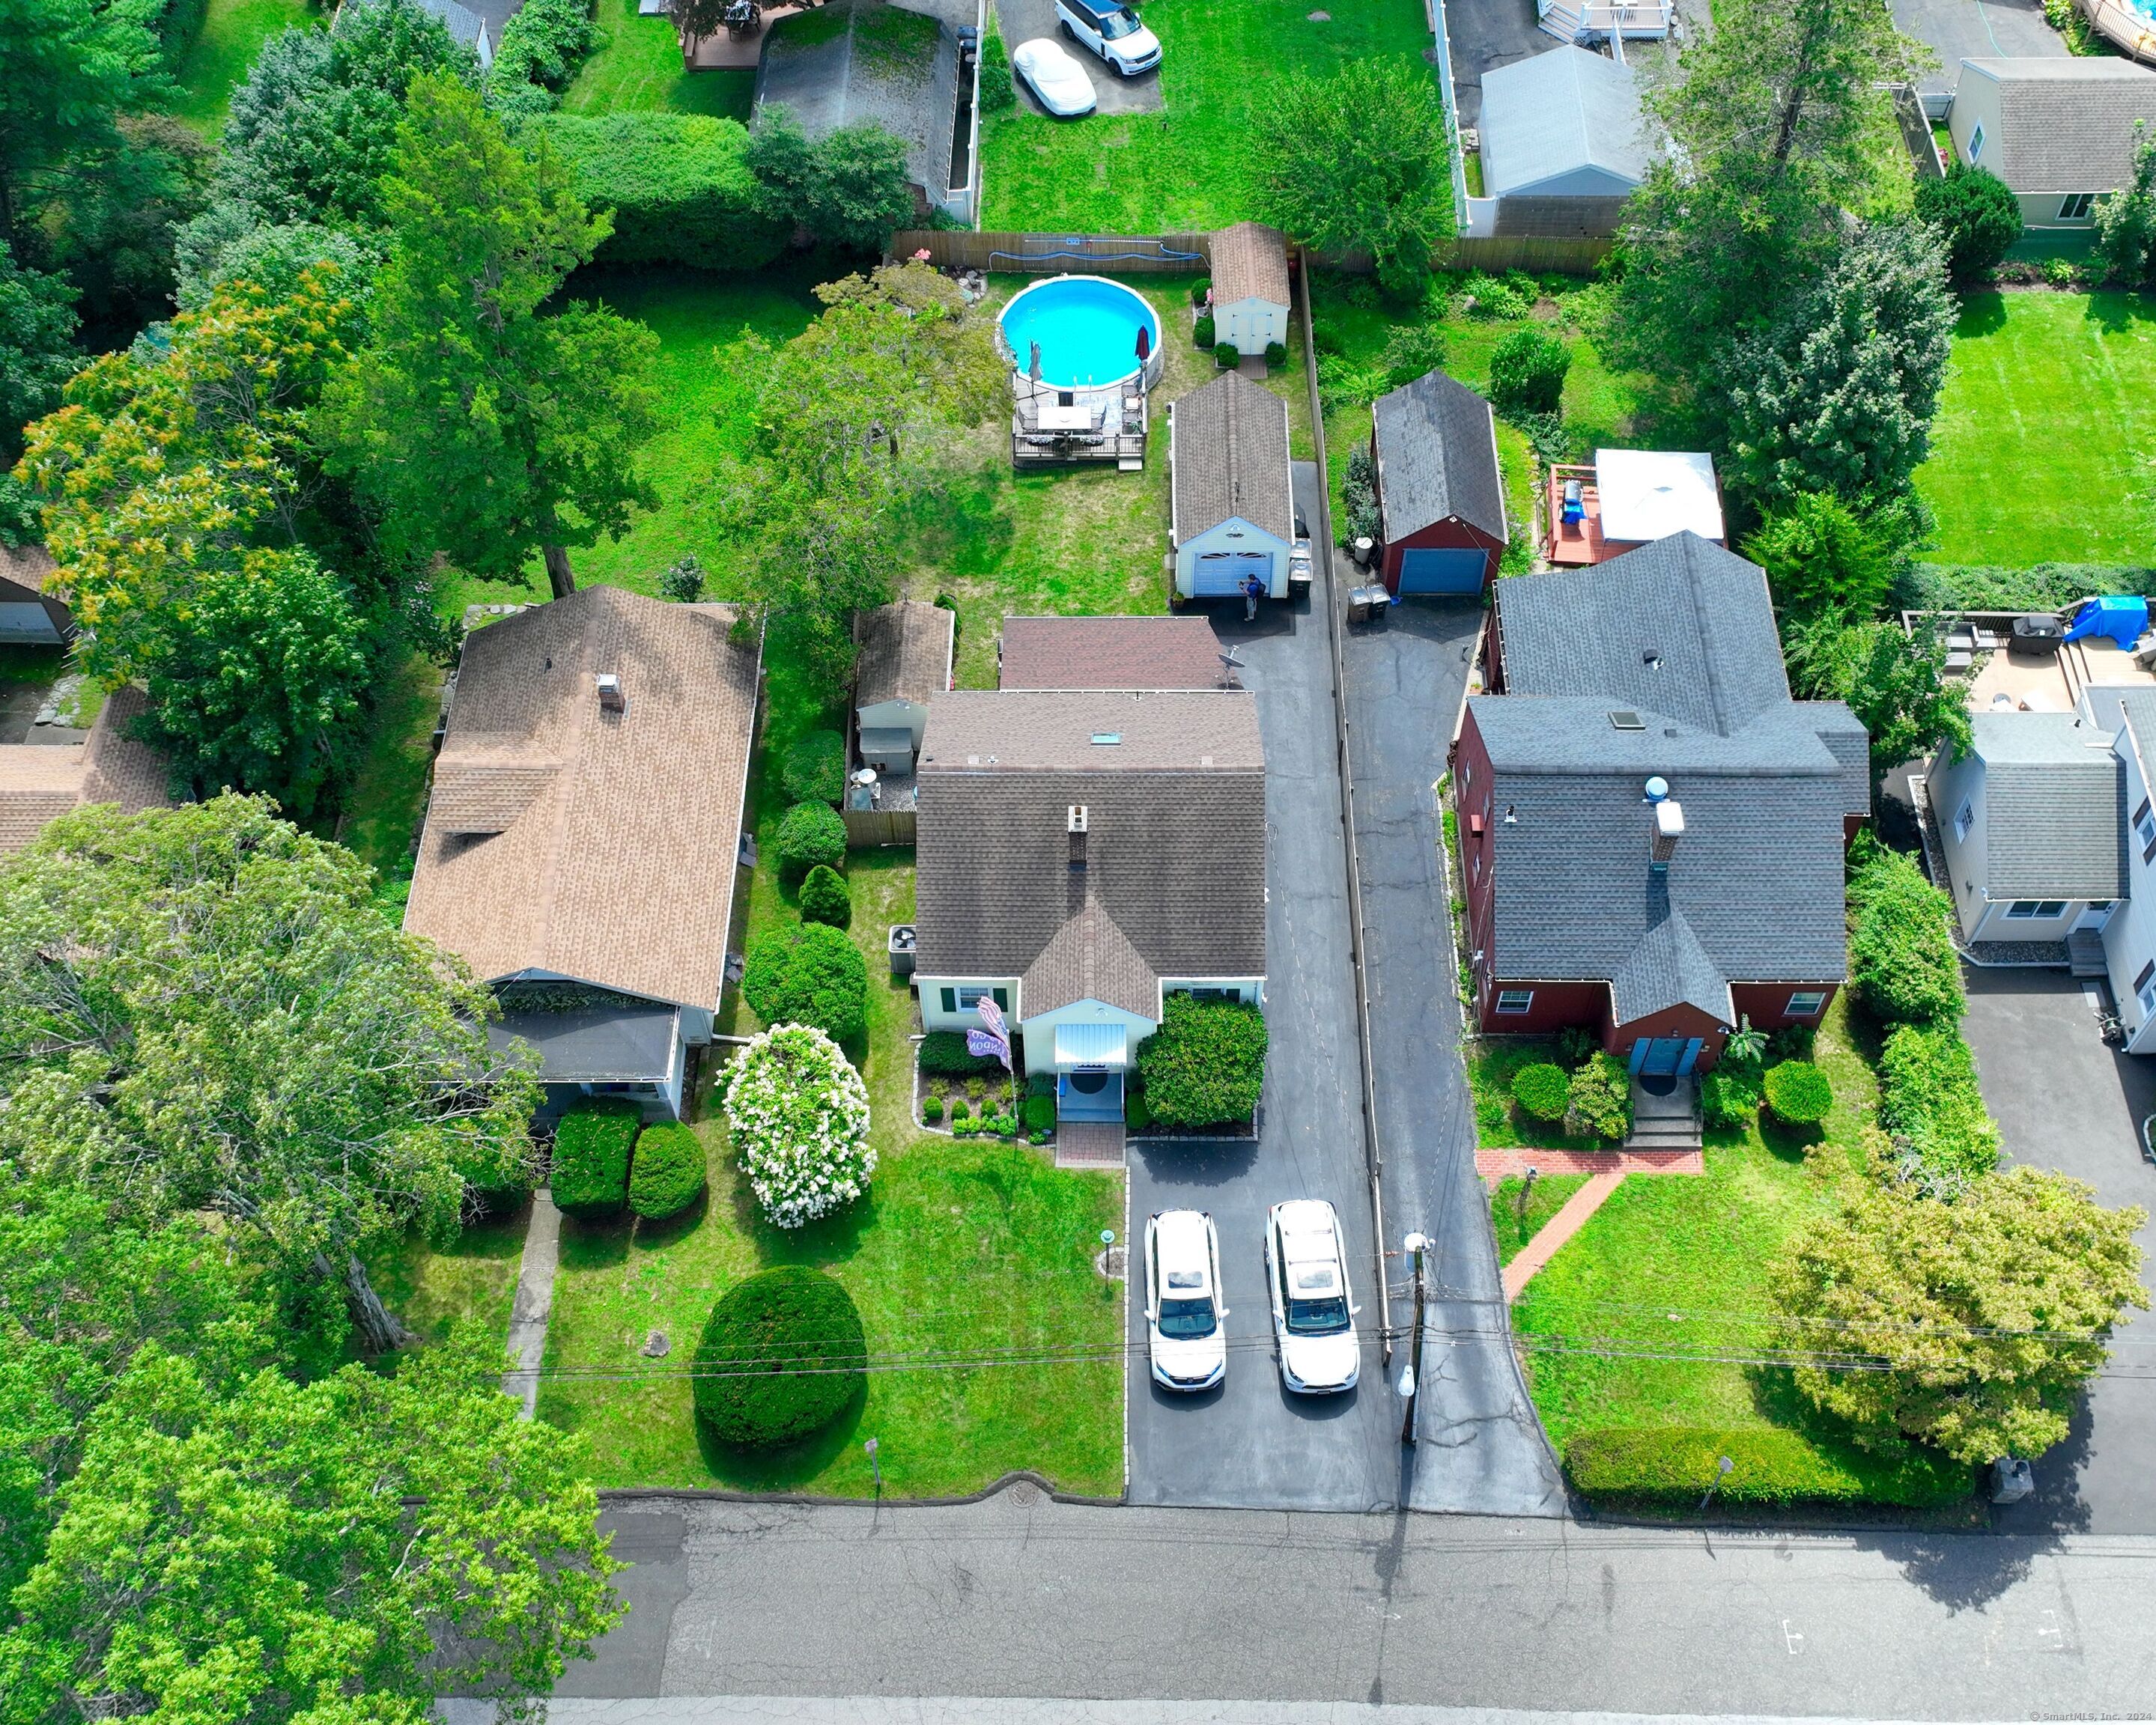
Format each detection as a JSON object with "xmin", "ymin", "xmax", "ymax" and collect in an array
[{"xmin": 1054, "ymin": 1020, "xmax": 1129, "ymax": 1065}]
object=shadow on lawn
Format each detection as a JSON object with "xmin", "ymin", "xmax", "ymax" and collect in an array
[
  {"xmin": 694, "ymin": 1376, "xmax": 869, "ymax": 1490},
  {"xmin": 2082, "ymin": 288, "xmax": 2156, "ymax": 335},
  {"xmin": 1955, "ymin": 290, "xmax": 2010, "ymax": 339}
]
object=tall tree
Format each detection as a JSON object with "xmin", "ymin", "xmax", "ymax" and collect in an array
[
  {"xmin": 0, "ymin": 0, "xmax": 168, "ymax": 249},
  {"xmin": 0, "ymin": 796, "xmax": 539, "ymax": 1354},
  {"xmin": 1248, "ymin": 58, "xmax": 1454, "ymax": 298},
  {"xmin": 323, "ymin": 73, "xmax": 660, "ymax": 600},
  {"xmin": 0, "ymin": 1340, "xmax": 622, "ymax": 1721},
  {"xmin": 2095, "ymin": 121, "xmax": 2156, "ymax": 290},
  {"xmin": 1786, "ymin": 612, "xmax": 1971, "ymax": 782},
  {"xmin": 0, "ymin": 236, "xmax": 77, "ymax": 460},
  {"xmin": 1743, "ymin": 490, "xmax": 1895, "ymax": 626}
]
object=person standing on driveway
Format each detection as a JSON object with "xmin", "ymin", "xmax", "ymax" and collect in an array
[{"xmin": 1243, "ymin": 571, "xmax": 1265, "ymax": 622}]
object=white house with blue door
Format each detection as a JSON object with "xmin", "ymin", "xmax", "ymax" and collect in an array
[
  {"xmin": 1370, "ymin": 369, "xmax": 1507, "ymax": 597},
  {"xmin": 1169, "ymin": 371, "xmax": 1294, "ymax": 603},
  {"xmin": 912, "ymin": 675, "xmax": 1267, "ymax": 1125}
]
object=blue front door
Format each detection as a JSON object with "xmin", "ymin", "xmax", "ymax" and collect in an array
[
  {"xmin": 1396, "ymin": 546, "xmax": 1487, "ymax": 595},
  {"xmin": 1633, "ymin": 1037, "xmax": 1689, "ymax": 1077}
]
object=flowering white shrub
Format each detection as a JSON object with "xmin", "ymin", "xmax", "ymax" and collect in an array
[{"xmin": 721, "ymin": 1023, "xmax": 875, "ymax": 1229}]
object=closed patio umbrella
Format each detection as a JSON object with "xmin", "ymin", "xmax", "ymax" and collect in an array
[{"xmin": 1135, "ymin": 323, "xmax": 1151, "ymax": 362}]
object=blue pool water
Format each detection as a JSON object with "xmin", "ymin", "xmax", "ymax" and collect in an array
[{"xmin": 999, "ymin": 276, "xmax": 1161, "ymax": 391}]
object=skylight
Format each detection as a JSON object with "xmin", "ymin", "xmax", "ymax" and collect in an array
[
  {"xmin": 1609, "ymin": 711, "xmax": 1646, "ymax": 731},
  {"xmin": 1090, "ymin": 732, "xmax": 1122, "ymax": 746}
]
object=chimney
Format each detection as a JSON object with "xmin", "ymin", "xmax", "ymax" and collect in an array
[
  {"xmin": 1649, "ymin": 798, "xmax": 1684, "ymax": 871},
  {"xmin": 595, "ymin": 672, "xmax": 625, "ymax": 714}
]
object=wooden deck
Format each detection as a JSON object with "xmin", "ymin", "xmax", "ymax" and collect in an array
[{"xmin": 1012, "ymin": 386, "xmax": 1148, "ymax": 468}]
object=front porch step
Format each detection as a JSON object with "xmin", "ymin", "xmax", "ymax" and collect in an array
[
  {"xmin": 1055, "ymin": 1120, "xmax": 1126, "ymax": 1169},
  {"xmin": 1627, "ymin": 1076, "xmax": 1702, "ymax": 1150},
  {"xmin": 2069, "ymin": 927, "xmax": 2108, "ymax": 979}
]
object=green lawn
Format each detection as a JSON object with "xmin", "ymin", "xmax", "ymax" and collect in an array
[
  {"xmin": 1466, "ymin": 1037, "xmax": 1622, "ymax": 1155},
  {"xmin": 362, "ymin": 1203, "xmax": 529, "ymax": 1352},
  {"xmin": 1489, "ymin": 1172, "xmax": 1588, "ymax": 1268},
  {"xmin": 1916, "ymin": 289, "xmax": 2156, "ymax": 566},
  {"xmin": 168, "ymin": 0, "xmax": 311, "ymax": 133},
  {"xmin": 980, "ymin": 0, "xmax": 1435, "ymax": 232},
  {"xmin": 563, "ymin": 0, "xmax": 756, "ymax": 120}
]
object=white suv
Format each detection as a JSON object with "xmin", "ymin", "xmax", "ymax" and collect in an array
[
  {"xmin": 1264, "ymin": 1199, "xmax": 1360, "ymax": 1393},
  {"xmin": 1054, "ymin": 0, "xmax": 1161, "ymax": 76},
  {"xmin": 1144, "ymin": 1209, "xmax": 1226, "ymax": 1390}
]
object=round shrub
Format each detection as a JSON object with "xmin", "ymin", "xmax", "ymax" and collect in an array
[
  {"xmin": 742, "ymin": 922, "xmax": 867, "ymax": 1042},
  {"xmin": 1763, "ymin": 1059, "xmax": 1833, "ymax": 1125},
  {"xmin": 721, "ymin": 1024, "xmax": 875, "ymax": 1228},
  {"xmin": 922, "ymin": 1094, "xmax": 944, "ymax": 1124},
  {"xmin": 1193, "ymin": 313, "xmax": 1215, "ymax": 348},
  {"xmin": 1487, "ymin": 327, "xmax": 1570, "ymax": 416},
  {"xmin": 781, "ymin": 729, "xmax": 846, "ymax": 806},
  {"xmin": 658, "ymin": 553, "xmax": 705, "ymax": 603},
  {"xmin": 1263, "ymin": 340, "xmax": 1287, "ymax": 368},
  {"xmin": 629, "ymin": 1122, "xmax": 706, "ymax": 1221},
  {"xmin": 1916, "ymin": 161, "xmax": 2021, "ymax": 282},
  {"xmin": 693, "ymin": 1266, "xmax": 866, "ymax": 1447},
  {"xmin": 550, "ymin": 1101, "xmax": 641, "ymax": 1221},
  {"xmin": 1138, "ymin": 995, "xmax": 1266, "ymax": 1128},
  {"xmin": 798, "ymin": 863, "xmax": 852, "ymax": 929},
  {"xmin": 1190, "ymin": 277, "xmax": 1211, "ymax": 308},
  {"xmin": 1214, "ymin": 342, "xmax": 1241, "ymax": 369},
  {"xmin": 1021, "ymin": 1092, "xmax": 1057, "ymax": 1133},
  {"xmin": 1510, "ymin": 1062, "xmax": 1572, "ymax": 1123},
  {"xmin": 949, "ymin": 1095, "xmax": 970, "ymax": 1121},
  {"xmin": 1567, "ymin": 1053, "xmax": 1632, "ymax": 1143},
  {"xmin": 774, "ymin": 801, "xmax": 846, "ymax": 880}
]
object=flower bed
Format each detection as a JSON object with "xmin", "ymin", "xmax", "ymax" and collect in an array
[{"xmin": 912, "ymin": 1046, "xmax": 1049, "ymax": 1146}]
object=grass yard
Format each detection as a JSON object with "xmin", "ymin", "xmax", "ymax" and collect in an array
[
  {"xmin": 1489, "ymin": 1172, "xmax": 1588, "ymax": 1268},
  {"xmin": 980, "ymin": 0, "xmax": 1435, "ymax": 232},
  {"xmin": 1916, "ymin": 290, "xmax": 2156, "ymax": 566},
  {"xmin": 361, "ymin": 1204, "xmax": 529, "ymax": 1352},
  {"xmin": 564, "ymin": 0, "xmax": 756, "ymax": 121},
  {"xmin": 168, "ymin": 0, "xmax": 312, "ymax": 133},
  {"xmin": 1466, "ymin": 1037, "xmax": 1625, "ymax": 1155}
]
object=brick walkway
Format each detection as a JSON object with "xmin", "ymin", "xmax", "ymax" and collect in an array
[
  {"xmin": 1475, "ymin": 1146, "xmax": 1703, "ymax": 1182},
  {"xmin": 1056, "ymin": 1120, "xmax": 1126, "ymax": 1169},
  {"xmin": 1501, "ymin": 1171, "xmax": 1624, "ymax": 1301}
]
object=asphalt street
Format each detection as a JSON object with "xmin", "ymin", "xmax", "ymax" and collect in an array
[
  {"xmin": 1123, "ymin": 470, "xmax": 1397, "ymax": 1509},
  {"xmin": 1961, "ymin": 967, "xmax": 2156, "ymax": 1536},
  {"xmin": 1343, "ymin": 600, "xmax": 1565, "ymax": 1518},
  {"xmin": 553, "ymin": 1491, "xmax": 2156, "ymax": 1715}
]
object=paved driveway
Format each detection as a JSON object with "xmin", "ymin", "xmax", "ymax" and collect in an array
[
  {"xmin": 993, "ymin": 0, "xmax": 1163, "ymax": 117},
  {"xmin": 1961, "ymin": 966, "xmax": 2156, "ymax": 1534},
  {"xmin": 1441, "ymin": 0, "xmax": 1554, "ymax": 130},
  {"xmin": 1890, "ymin": 0, "xmax": 2065, "ymax": 111},
  {"xmin": 1343, "ymin": 600, "xmax": 1566, "ymax": 1518}
]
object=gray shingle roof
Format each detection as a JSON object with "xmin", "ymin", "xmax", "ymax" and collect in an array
[
  {"xmin": 1965, "ymin": 711, "xmax": 2127, "ymax": 898},
  {"xmin": 1961, "ymin": 57, "xmax": 2156, "ymax": 192},
  {"xmin": 1209, "ymin": 222, "xmax": 1290, "ymax": 310},
  {"xmin": 854, "ymin": 600, "xmax": 953, "ymax": 708},
  {"xmin": 1022, "ymin": 897, "xmax": 1159, "ymax": 1018},
  {"xmin": 999, "ymin": 615, "xmax": 1232, "ymax": 691},
  {"xmin": 347, "ymin": 0, "xmax": 491, "ymax": 60},
  {"xmin": 1479, "ymin": 44, "xmax": 1653, "ymax": 198},
  {"xmin": 1170, "ymin": 371, "xmax": 1293, "ymax": 544},
  {"xmin": 1371, "ymin": 370, "xmax": 1507, "ymax": 546},
  {"xmin": 915, "ymin": 690, "xmax": 1266, "ymax": 990}
]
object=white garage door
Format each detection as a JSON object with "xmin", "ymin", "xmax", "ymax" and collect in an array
[{"xmin": 1193, "ymin": 550, "xmax": 1272, "ymax": 597}]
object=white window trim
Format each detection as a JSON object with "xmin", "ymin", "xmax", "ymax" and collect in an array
[
  {"xmin": 1785, "ymin": 990, "xmax": 1828, "ymax": 1017},
  {"xmin": 1953, "ymin": 799, "xmax": 1973, "ymax": 843},
  {"xmin": 1968, "ymin": 121, "xmax": 1985, "ymax": 165},
  {"xmin": 1495, "ymin": 988, "xmax": 1534, "ymax": 1014}
]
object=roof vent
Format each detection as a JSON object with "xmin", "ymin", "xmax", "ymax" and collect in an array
[
  {"xmin": 595, "ymin": 672, "xmax": 625, "ymax": 714},
  {"xmin": 1090, "ymin": 732, "xmax": 1122, "ymax": 746},
  {"xmin": 1610, "ymin": 710, "xmax": 1645, "ymax": 731},
  {"xmin": 1645, "ymin": 776, "xmax": 1670, "ymax": 803},
  {"xmin": 1642, "ymin": 648, "xmax": 1663, "ymax": 669}
]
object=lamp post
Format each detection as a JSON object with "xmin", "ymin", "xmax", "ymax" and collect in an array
[
  {"xmin": 864, "ymin": 1437, "xmax": 882, "ymax": 1494},
  {"xmin": 1698, "ymin": 1453, "xmax": 1732, "ymax": 1512},
  {"xmin": 1399, "ymin": 1231, "xmax": 1430, "ymax": 1446}
]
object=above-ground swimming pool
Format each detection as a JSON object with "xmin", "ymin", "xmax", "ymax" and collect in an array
[{"xmin": 999, "ymin": 276, "xmax": 1164, "ymax": 393}]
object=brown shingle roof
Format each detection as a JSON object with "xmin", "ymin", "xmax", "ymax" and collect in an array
[
  {"xmin": 403, "ymin": 587, "xmax": 762, "ymax": 1011},
  {"xmin": 854, "ymin": 600, "xmax": 953, "ymax": 708},
  {"xmin": 1022, "ymin": 896, "xmax": 1159, "ymax": 1018},
  {"xmin": 0, "ymin": 544, "xmax": 73, "ymax": 640},
  {"xmin": 1210, "ymin": 221, "xmax": 1290, "ymax": 310},
  {"xmin": 1962, "ymin": 58, "xmax": 2156, "ymax": 192},
  {"xmin": 0, "ymin": 686, "xmax": 170, "ymax": 855},
  {"xmin": 998, "ymin": 615, "xmax": 1232, "ymax": 691},
  {"xmin": 914, "ymin": 690, "xmax": 1266, "ymax": 991},
  {"xmin": 1170, "ymin": 371, "xmax": 1293, "ymax": 545}
]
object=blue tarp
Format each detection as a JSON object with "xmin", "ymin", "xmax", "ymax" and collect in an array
[{"xmin": 2064, "ymin": 595, "xmax": 2149, "ymax": 650}]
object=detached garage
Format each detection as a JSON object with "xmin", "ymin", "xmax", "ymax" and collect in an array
[
  {"xmin": 1371, "ymin": 369, "xmax": 1507, "ymax": 596},
  {"xmin": 1170, "ymin": 371, "xmax": 1294, "ymax": 603}
]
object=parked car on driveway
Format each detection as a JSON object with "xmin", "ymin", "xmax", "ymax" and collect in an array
[
  {"xmin": 1144, "ymin": 1209, "xmax": 1227, "ymax": 1390},
  {"xmin": 1012, "ymin": 37, "xmax": 1097, "ymax": 117},
  {"xmin": 1264, "ymin": 1199, "xmax": 1360, "ymax": 1393},
  {"xmin": 1054, "ymin": 0, "xmax": 1161, "ymax": 76}
]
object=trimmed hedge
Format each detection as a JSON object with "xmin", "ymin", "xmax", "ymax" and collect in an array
[
  {"xmin": 1847, "ymin": 848, "xmax": 1964, "ymax": 1028},
  {"xmin": 524, "ymin": 113, "xmax": 786, "ymax": 271},
  {"xmin": 781, "ymin": 728, "xmax": 846, "ymax": 805},
  {"xmin": 922, "ymin": 1094, "xmax": 943, "ymax": 1123},
  {"xmin": 1878, "ymin": 1022, "xmax": 2001, "ymax": 1179},
  {"xmin": 551, "ymin": 1101, "xmax": 640, "ymax": 1220},
  {"xmin": 1763, "ymin": 1059, "xmax": 1833, "ymax": 1125},
  {"xmin": 742, "ymin": 922, "xmax": 868, "ymax": 1042},
  {"xmin": 918, "ymin": 1030, "xmax": 1003, "ymax": 1077},
  {"xmin": 1193, "ymin": 314, "xmax": 1215, "ymax": 349},
  {"xmin": 774, "ymin": 801, "xmax": 847, "ymax": 880},
  {"xmin": 1021, "ymin": 1093, "xmax": 1057, "ymax": 1133},
  {"xmin": 1563, "ymin": 1426, "xmax": 1971, "ymax": 1509},
  {"xmin": 1510, "ymin": 1062, "xmax": 1572, "ymax": 1123},
  {"xmin": 628, "ymin": 1122, "xmax": 706, "ymax": 1220},
  {"xmin": 692, "ymin": 1266, "xmax": 866, "ymax": 1447},
  {"xmin": 1214, "ymin": 343, "xmax": 1242, "ymax": 369},
  {"xmin": 1138, "ymin": 995, "xmax": 1266, "ymax": 1128},
  {"xmin": 1567, "ymin": 1053, "xmax": 1632, "ymax": 1142},
  {"xmin": 798, "ymin": 863, "xmax": 851, "ymax": 930}
]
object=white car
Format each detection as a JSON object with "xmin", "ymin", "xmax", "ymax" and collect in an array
[
  {"xmin": 1264, "ymin": 1199, "xmax": 1360, "ymax": 1394},
  {"xmin": 1144, "ymin": 1209, "xmax": 1227, "ymax": 1390},
  {"xmin": 1054, "ymin": 0, "xmax": 1161, "ymax": 76},
  {"xmin": 1012, "ymin": 37, "xmax": 1096, "ymax": 118}
]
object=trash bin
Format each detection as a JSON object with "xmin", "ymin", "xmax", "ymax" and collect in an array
[{"xmin": 1346, "ymin": 585, "xmax": 1392, "ymax": 624}]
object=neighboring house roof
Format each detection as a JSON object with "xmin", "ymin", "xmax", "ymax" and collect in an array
[
  {"xmin": 344, "ymin": 0, "xmax": 493, "ymax": 65},
  {"xmin": 1171, "ymin": 371, "xmax": 1294, "ymax": 545},
  {"xmin": 999, "ymin": 615, "xmax": 1231, "ymax": 691},
  {"xmin": 854, "ymin": 600, "xmax": 953, "ymax": 708},
  {"xmin": 0, "ymin": 546, "xmax": 72, "ymax": 639},
  {"xmin": 1958, "ymin": 57, "xmax": 2156, "ymax": 192},
  {"xmin": 1479, "ymin": 45, "xmax": 1653, "ymax": 198},
  {"xmin": 403, "ymin": 586, "xmax": 762, "ymax": 1013},
  {"xmin": 754, "ymin": 0, "xmax": 953, "ymax": 199},
  {"xmin": 1472, "ymin": 535, "xmax": 1866, "ymax": 1017},
  {"xmin": 0, "ymin": 687, "xmax": 170, "ymax": 855},
  {"xmin": 1371, "ymin": 370, "xmax": 1508, "ymax": 547},
  {"xmin": 914, "ymin": 690, "xmax": 1266, "ymax": 1003},
  {"xmin": 1209, "ymin": 221, "xmax": 1290, "ymax": 309},
  {"xmin": 1594, "ymin": 449, "xmax": 1724, "ymax": 544},
  {"xmin": 1958, "ymin": 710, "xmax": 2128, "ymax": 899}
]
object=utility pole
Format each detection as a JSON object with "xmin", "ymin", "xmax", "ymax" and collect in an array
[{"xmin": 1399, "ymin": 1232, "xmax": 1429, "ymax": 1446}]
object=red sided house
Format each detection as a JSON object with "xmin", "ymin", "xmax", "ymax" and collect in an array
[
  {"xmin": 1370, "ymin": 369, "xmax": 1507, "ymax": 596},
  {"xmin": 1456, "ymin": 532, "xmax": 1869, "ymax": 1090}
]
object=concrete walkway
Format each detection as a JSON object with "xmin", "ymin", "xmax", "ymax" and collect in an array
[
  {"xmin": 1498, "ymin": 1170, "xmax": 1623, "ymax": 1301},
  {"xmin": 502, "ymin": 1189, "xmax": 562, "ymax": 1420}
]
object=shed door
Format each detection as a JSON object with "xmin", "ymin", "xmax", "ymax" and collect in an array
[
  {"xmin": 1396, "ymin": 546, "xmax": 1486, "ymax": 595},
  {"xmin": 1194, "ymin": 549, "xmax": 1270, "ymax": 597}
]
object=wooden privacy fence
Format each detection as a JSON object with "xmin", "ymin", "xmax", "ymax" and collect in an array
[{"xmin": 893, "ymin": 228, "xmax": 1609, "ymax": 279}]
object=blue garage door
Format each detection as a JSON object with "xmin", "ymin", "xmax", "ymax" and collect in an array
[
  {"xmin": 1396, "ymin": 546, "xmax": 1486, "ymax": 595},
  {"xmin": 1193, "ymin": 549, "xmax": 1272, "ymax": 597}
]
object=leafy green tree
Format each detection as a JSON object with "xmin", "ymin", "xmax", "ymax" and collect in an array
[
  {"xmin": 1724, "ymin": 222, "xmax": 1955, "ymax": 513},
  {"xmin": 1744, "ymin": 491, "xmax": 1895, "ymax": 625},
  {"xmin": 747, "ymin": 106, "xmax": 916, "ymax": 255},
  {"xmin": 2095, "ymin": 120, "xmax": 2156, "ymax": 288},
  {"xmin": 174, "ymin": 209, "xmax": 380, "ymax": 313},
  {"xmin": 1776, "ymin": 1155, "xmax": 2147, "ymax": 1464},
  {"xmin": 1249, "ymin": 58, "xmax": 1454, "ymax": 298},
  {"xmin": 1914, "ymin": 160, "xmax": 2023, "ymax": 282},
  {"xmin": 0, "ymin": 1339, "xmax": 622, "ymax": 1721},
  {"xmin": 0, "ymin": 796, "xmax": 540, "ymax": 1354},
  {"xmin": 0, "ymin": 0, "xmax": 168, "ymax": 248},
  {"xmin": 1486, "ymin": 326, "xmax": 1570, "ymax": 416},
  {"xmin": 1787, "ymin": 612, "xmax": 1971, "ymax": 782},
  {"xmin": 0, "ymin": 237, "xmax": 77, "ymax": 460},
  {"xmin": 324, "ymin": 73, "xmax": 661, "ymax": 599},
  {"xmin": 37, "ymin": 110, "xmax": 209, "ymax": 343}
]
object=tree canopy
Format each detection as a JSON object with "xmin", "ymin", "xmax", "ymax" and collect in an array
[
  {"xmin": 1743, "ymin": 492, "xmax": 1895, "ymax": 626},
  {"xmin": 2095, "ymin": 120, "xmax": 2156, "ymax": 289},
  {"xmin": 747, "ymin": 106, "xmax": 918, "ymax": 256},
  {"xmin": 0, "ymin": 0, "xmax": 169, "ymax": 251},
  {"xmin": 1787, "ymin": 612, "xmax": 1970, "ymax": 782},
  {"xmin": 0, "ymin": 237, "xmax": 77, "ymax": 460}
]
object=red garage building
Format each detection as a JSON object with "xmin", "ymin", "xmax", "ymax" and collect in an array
[{"xmin": 1370, "ymin": 369, "xmax": 1507, "ymax": 597}]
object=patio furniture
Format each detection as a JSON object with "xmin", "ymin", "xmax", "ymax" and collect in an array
[{"xmin": 2011, "ymin": 613, "xmax": 2065, "ymax": 657}]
